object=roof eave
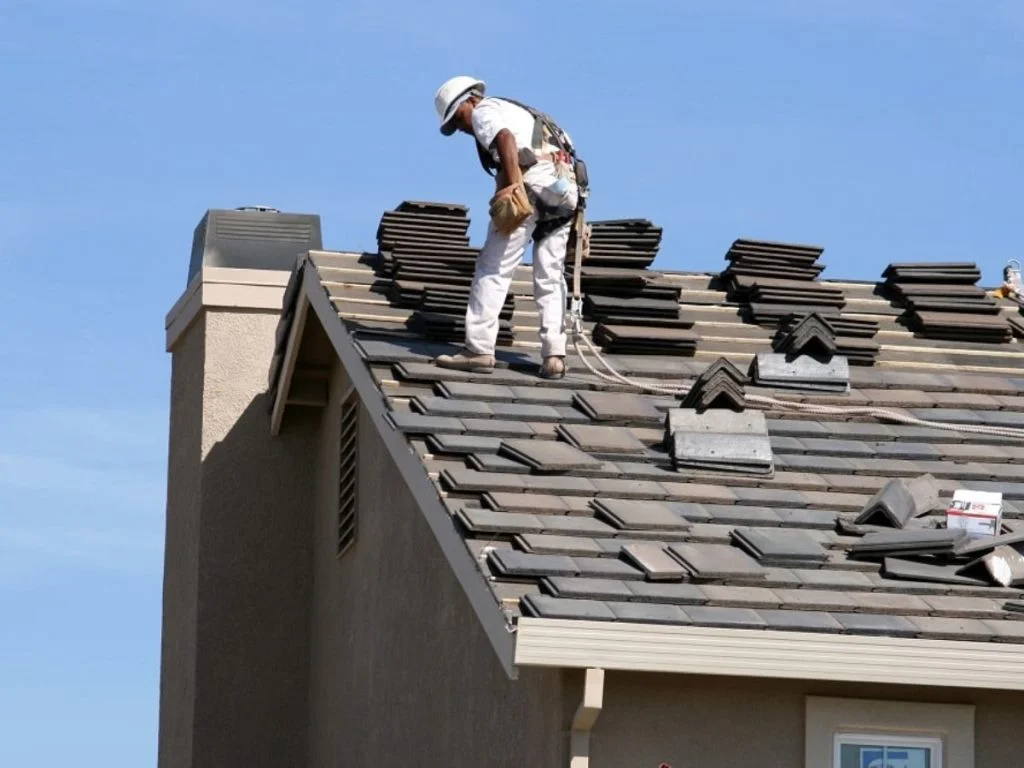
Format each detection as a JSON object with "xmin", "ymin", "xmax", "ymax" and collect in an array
[
  {"xmin": 295, "ymin": 260, "xmax": 521, "ymax": 679},
  {"xmin": 514, "ymin": 618, "xmax": 1024, "ymax": 691}
]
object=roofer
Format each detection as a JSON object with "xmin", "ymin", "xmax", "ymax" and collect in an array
[{"xmin": 431, "ymin": 76, "xmax": 588, "ymax": 380}]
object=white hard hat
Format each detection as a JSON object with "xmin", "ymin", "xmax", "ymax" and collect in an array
[{"xmin": 435, "ymin": 76, "xmax": 486, "ymax": 136}]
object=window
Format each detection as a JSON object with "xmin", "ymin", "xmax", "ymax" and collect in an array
[
  {"xmin": 806, "ymin": 697, "xmax": 974, "ymax": 768},
  {"xmin": 834, "ymin": 733, "xmax": 942, "ymax": 768},
  {"xmin": 337, "ymin": 389, "xmax": 358, "ymax": 557}
]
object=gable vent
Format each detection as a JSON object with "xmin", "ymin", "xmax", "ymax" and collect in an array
[{"xmin": 337, "ymin": 390, "xmax": 359, "ymax": 557}]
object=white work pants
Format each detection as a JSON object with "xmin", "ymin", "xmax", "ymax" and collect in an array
[{"xmin": 465, "ymin": 213, "xmax": 570, "ymax": 358}]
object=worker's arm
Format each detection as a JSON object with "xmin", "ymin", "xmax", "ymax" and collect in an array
[{"xmin": 492, "ymin": 129, "xmax": 522, "ymax": 189}]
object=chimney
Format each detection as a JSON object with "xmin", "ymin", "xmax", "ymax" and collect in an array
[{"xmin": 159, "ymin": 207, "xmax": 321, "ymax": 768}]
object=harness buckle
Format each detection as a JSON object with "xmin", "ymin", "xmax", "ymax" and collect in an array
[{"xmin": 569, "ymin": 297, "xmax": 584, "ymax": 336}]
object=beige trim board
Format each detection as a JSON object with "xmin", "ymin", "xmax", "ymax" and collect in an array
[
  {"xmin": 165, "ymin": 267, "xmax": 291, "ymax": 350},
  {"xmin": 514, "ymin": 619, "xmax": 1024, "ymax": 691}
]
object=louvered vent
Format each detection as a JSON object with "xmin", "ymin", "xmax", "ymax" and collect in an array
[{"xmin": 337, "ymin": 391, "xmax": 359, "ymax": 557}]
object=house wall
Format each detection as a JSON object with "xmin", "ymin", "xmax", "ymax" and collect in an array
[
  {"xmin": 159, "ymin": 305, "xmax": 318, "ymax": 768},
  {"xmin": 590, "ymin": 672, "xmax": 1024, "ymax": 768},
  {"xmin": 305, "ymin": 360, "xmax": 569, "ymax": 768}
]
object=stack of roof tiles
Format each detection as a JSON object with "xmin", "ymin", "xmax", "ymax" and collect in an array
[
  {"xmin": 721, "ymin": 239, "xmax": 848, "ymax": 326},
  {"xmin": 883, "ymin": 262, "xmax": 1011, "ymax": 343},
  {"xmin": 377, "ymin": 201, "xmax": 515, "ymax": 345},
  {"xmin": 774, "ymin": 313, "xmax": 879, "ymax": 366},
  {"xmin": 574, "ymin": 219, "xmax": 700, "ymax": 355}
]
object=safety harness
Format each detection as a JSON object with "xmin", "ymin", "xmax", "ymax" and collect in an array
[{"xmin": 472, "ymin": 97, "xmax": 593, "ymax": 330}]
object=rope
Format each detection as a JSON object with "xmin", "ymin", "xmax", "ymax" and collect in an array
[
  {"xmin": 569, "ymin": 330, "xmax": 1024, "ymax": 441},
  {"xmin": 564, "ymin": 204, "xmax": 1024, "ymax": 442}
]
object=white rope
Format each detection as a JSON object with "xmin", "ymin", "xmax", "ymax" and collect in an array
[{"xmin": 569, "ymin": 329, "xmax": 1024, "ymax": 441}]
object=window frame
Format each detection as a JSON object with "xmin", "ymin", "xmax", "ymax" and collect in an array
[
  {"xmin": 806, "ymin": 696, "xmax": 974, "ymax": 768},
  {"xmin": 833, "ymin": 731, "xmax": 943, "ymax": 767}
]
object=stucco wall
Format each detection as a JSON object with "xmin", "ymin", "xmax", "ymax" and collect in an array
[
  {"xmin": 305, "ymin": 360, "xmax": 568, "ymax": 767},
  {"xmin": 591, "ymin": 672, "xmax": 1024, "ymax": 768},
  {"xmin": 159, "ymin": 308, "xmax": 318, "ymax": 768}
]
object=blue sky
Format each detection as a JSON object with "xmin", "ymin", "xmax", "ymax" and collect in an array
[{"xmin": 0, "ymin": 1, "xmax": 1020, "ymax": 764}]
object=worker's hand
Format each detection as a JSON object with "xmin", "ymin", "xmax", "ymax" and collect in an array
[{"xmin": 489, "ymin": 182, "xmax": 533, "ymax": 235}]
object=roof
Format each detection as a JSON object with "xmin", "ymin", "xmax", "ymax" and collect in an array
[{"xmin": 269, "ymin": 201, "xmax": 1024, "ymax": 687}]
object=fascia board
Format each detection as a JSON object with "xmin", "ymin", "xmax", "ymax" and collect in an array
[{"xmin": 515, "ymin": 618, "xmax": 1024, "ymax": 691}]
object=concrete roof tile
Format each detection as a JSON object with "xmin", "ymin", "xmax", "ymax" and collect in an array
[
  {"xmin": 521, "ymin": 595, "xmax": 616, "ymax": 621},
  {"xmin": 607, "ymin": 601, "xmax": 691, "ymax": 625},
  {"xmin": 758, "ymin": 609, "xmax": 844, "ymax": 633}
]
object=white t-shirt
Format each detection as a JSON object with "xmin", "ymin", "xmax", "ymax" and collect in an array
[{"xmin": 471, "ymin": 97, "xmax": 538, "ymax": 162}]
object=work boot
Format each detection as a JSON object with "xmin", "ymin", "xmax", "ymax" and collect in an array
[
  {"xmin": 434, "ymin": 349, "xmax": 496, "ymax": 374},
  {"xmin": 540, "ymin": 356, "xmax": 567, "ymax": 380}
]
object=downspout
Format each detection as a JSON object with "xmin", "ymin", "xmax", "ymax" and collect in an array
[{"xmin": 569, "ymin": 668, "xmax": 605, "ymax": 768}]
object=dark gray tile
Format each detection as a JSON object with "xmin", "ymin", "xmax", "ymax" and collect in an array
[
  {"xmin": 767, "ymin": 420, "xmax": 828, "ymax": 438},
  {"xmin": 798, "ymin": 438, "xmax": 874, "ymax": 457},
  {"xmin": 461, "ymin": 418, "xmax": 536, "ymax": 437},
  {"xmin": 909, "ymin": 407, "xmax": 977, "ymax": 424},
  {"xmin": 538, "ymin": 515, "xmax": 617, "ymax": 537},
  {"xmin": 793, "ymin": 569, "xmax": 875, "ymax": 590},
  {"xmin": 592, "ymin": 498, "xmax": 691, "ymax": 532},
  {"xmin": 413, "ymin": 396, "xmax": 493, "ymax": 418},
  {"xmin": 700, "ymin": 585, "xmax": 782, "ymax": 609},
  {"xmin": 442, "ymin": 468, "xmax": 524, "ymax": 493},
  {"xmin": 521, "ymin": 595, "xmax": 616, "ymax": 621},
  {"xmin": 557, "ymin": 423, "xmax": 648, "ymax": 455},
  {"xmin": 983, "ymin": 620, "xmax": 1024, "ymax": 643},
  {"xmin": 489, "ymin": 402, "xmax": 564, "ymax": 421},
  {"xmin": 607, "ymin": 601, "xmax": 691, "ymax": 625},
  {"xmin": 627, "ymin": 581, "xmax": 708, "ymax": 605},
  {"xmin": 832, "ymin": 612, "xmax": 919, "ymax": 637},
  {"xmin": 458, "ymin": 508, "xmax": 543, "ymax": 534},
  {"xmin": 773, "ymin": 454, "xmax": 857, "ymax": 474},
  {"xmin": 774, "ymin": 589, "xmax": 857, "ymax": 612},
  {"xmin": 436, "ymin": 381, "xmax": 516, "ymax": 401},
  {"xmin": 508, "ymin": 386, "xmax": 576, "ymax": 405},
  {"xmin": 774, "ymin": 508, "xmax": 838, "ymax": 530},
  {"xmin": 621, "ymin": 544, "xmax": 688, "ymax": 581},
  {"xmin": 611, "ymin": 462, "xmax": 679, "ymax": 482},
  {"xmin": 668, "ymin": 543, "xmax": 766, "ymax": 580},
  {"xmin": 573, "ymin": 556, "xmax": 646, "ymax": 581},
  {"xmin": 769, "ymin": 436, "xmax": 807, "ymax": 454},
  {"xmin": 702, "ymin": 504, "xmax": 783, "ymax": 526},
  {"xmin": 468, "ymin": 453, "xmax": 531, "ymax": 474},
  {"xmin": 388, "ymin": 411, "xmax": 465, "ymax": 434},
  {"xmin": 489, "ymin": 550, "xmax": 577, "ymax": 578},
  {"xmin": 847, "ymin": 592, "xmax": 930, "ymax": 615},
  {"xmin": 879, "ymin": 371, "xmax": 955, "ymax": 391},
  {"xmin": 484, "ymin": 492, "xmax": 569, "ymax": 513},
  {"xmin": 427, "ymin": 434, "xmax": 503, "ymax": 455},
  {"xmin": 665, "ymin": 502, "xmax": 713, "ymax": 523},
  {"xmin": 871, "ymin": 442, "xmax": 941, "ymax": 461},
  {"xmin": 542, "ymin": 576, "xmax": 634, "ymax": 601},
  {"xmin": 921, "ymin": 595, "xmax": 1005, "ymax": 619},
  {"xmin": 573, "ymin": 391, "xmax": 663, "ymax": 424},
  {"xmin": 758, "ymin": 609, "xmax": 844, "ymax": 633},
  {"xmin": 732, "ymin": 487, "xmax": 808, "ymax": 508},
  {"xmin": 731, "ymin": 527, "xmax": 827, "ymax": 563},
  {"xmin": 521, "ymin": 475, "xmax": 598, "ymax": 496},
  {"xmin": 909, "ymin": 616, "xmax": 993, "ymax": 641},
  {"xmin": 499, "ymin": 438, "xmax": 603, "ymax": 472},
  {"xmin": 592, "ymin": 478, "xmax": 669, "ymax": 499},
  {"xmin": 516, "ymin": 534, "xmax": 603, "ymax": 557},
  {"xmin": 683, "ymin": 606, "xmax": 767, "ymax": 629},
  {"xmin": 826, "ymin": 421, "xmax": 899, "ymax": 441},
  {"xmin": 553, "ymin": 405, "xmax": 593, "ymax": 424}
]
